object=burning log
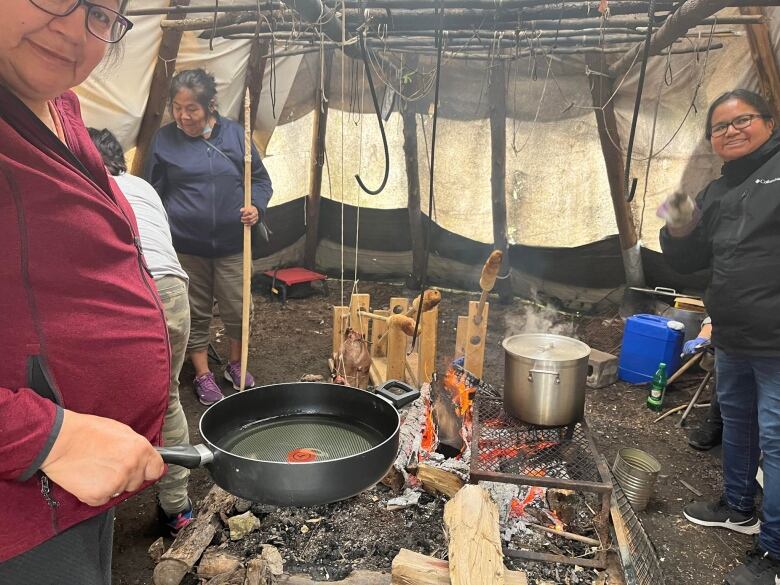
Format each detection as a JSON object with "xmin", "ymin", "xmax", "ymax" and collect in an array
[
  {"xmin": 443, "ymin": 485, "xmax": 505, "ymax": 585},
  {"xmin": 382, "ymin": 385, "xmax": 429, "ymax": 492},
  {"xmin": 391, "ymin": 548, "xmax": 527, "ymax": 584},
  {"xmin": 153, "ymin": 486, "xmax": 237, "ymax": 585}
]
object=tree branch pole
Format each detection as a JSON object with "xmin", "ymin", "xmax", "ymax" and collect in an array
[
  {"xmin": 488, "ymin": 60, "xmax": 513, "ymax": 303},
  {"xmin": 401, "ymin": 77, "xmax": 426, "ymax": 288},
  {"xmin": 305, "ymin": 50, "xmax": 334, "ymax": 270},
  {"xmin": 586, "ymin": 53, "xmax": 644, "ymax": 287},
  {"xmin": 240, "ymin": 88, "xmax": 252, "ymax": 391},
  {"xmin": 608, "ymin": 0, "xmax": 733, "ymax": 78},
  {"xmin": 130, "ymin": 0, "xmax": 191, "ymax": 176},
  {"xmin": 740, "ymin": 6, "xmax": 780, "ymax": 121}
]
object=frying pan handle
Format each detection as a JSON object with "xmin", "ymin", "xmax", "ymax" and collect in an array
[
  {"xmin": 156, "ymin": 444, "xmax": 214, "ymax": 468},
  {"xmin": 376, "ymin": 379, "xmax": 420, "ymax": 408}
]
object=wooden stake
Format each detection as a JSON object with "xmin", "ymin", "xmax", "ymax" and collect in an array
[
  {"xmin": 464, "ymin": 300, "xmax": 488, "ymax": 379},
  {"xmin": 444, "ymin": 485, "xmax": 505, "ymax": 585},
  {"xmin": 741, "ymin": 6, "xmax": 780, "ymax": 120},
  {"xmin": 240, "ymin": 88, "xmax": 252, "ymax": 391}
]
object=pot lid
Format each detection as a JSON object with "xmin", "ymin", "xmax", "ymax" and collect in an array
[{"xmin": 502, "ymin": 333, "xmax": 590, "ymax": 361}]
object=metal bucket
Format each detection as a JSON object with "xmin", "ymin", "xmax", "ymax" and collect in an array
[{"xmin": 612, "ymin": 448, "xmax": 661, "ymax": 512}]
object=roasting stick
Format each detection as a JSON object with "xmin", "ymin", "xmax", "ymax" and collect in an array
[
  {"xmin": 240, "ymin": 89, "xmax": 252, "ymax": 391},
  {"xmin": 475, "ymin": 250, "xmax": 502, "ymax": 325}
]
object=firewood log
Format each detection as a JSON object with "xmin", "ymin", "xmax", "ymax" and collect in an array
[
  {"xmin": 443, "ymin": 485, "xmax": 505, "ymax": 585},
  {"xmin": 417, "ymin": 463, "xmax": 464, "ymax": 498},
  {"xmin": 391, "ymin": 549, "xmax": 527, "ymax": 585},
  {"xmin": 198, "ymin": 548, "xmax": 243, "ymax": 579},
  {"xmin": 153, "ymin": 486, "xmax": 237, "ymax": 585}
]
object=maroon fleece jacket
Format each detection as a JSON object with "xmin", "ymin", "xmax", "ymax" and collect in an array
[{"xmin": 0, "ymin": 87, "xmax": 170, "ymax": 561}]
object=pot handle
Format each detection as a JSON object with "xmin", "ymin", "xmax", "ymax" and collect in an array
[
  {"xmin": 156, "ymin": 444, "xmax": 215, "ymax": 468},
  {"xmin": 376, "ymin": 379, "xmax": 420, "ymax": 408},
  {"xmin": 528, "ymin": 369, "xmax": 561, "ymax": 384}
]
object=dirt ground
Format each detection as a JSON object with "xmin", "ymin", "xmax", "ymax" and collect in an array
[{"xmin": 112, "ymin": 281, "xmax": 749, "ymax": 585}]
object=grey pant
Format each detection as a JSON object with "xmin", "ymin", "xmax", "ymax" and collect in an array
[
  {"xmin": 177, "ymin": 253, "xmax": 252, "ymax": 353},
  {"xmin": 154, "ymin": 275, "xmax": 191, "ymax": 515},
  {"xmin": 0, "ymin": 510, "xmax": 114, "ymax": 585}
]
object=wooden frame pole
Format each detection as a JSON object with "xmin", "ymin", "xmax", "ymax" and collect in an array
[
  {"xmin": 305, "ymin": 50, "xmax": 334, "ymax": 269},
  {"xmin": 240, "ymin": 89, "xmax": 252, "ymax": 391},
  {"xmin": 130, "ymin": 0, "xmax": 191, "ymax": 176},
  {"xmin": 741, "ymin": 6, "xmax": 780, "ymax": 121}
]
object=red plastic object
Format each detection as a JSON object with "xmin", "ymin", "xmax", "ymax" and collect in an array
[{"xmin": 263, "ymin": 267, "xmax": 327, "ymax": 287}]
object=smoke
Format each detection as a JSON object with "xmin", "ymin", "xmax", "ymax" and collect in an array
[{"xmin": 504, "ymin": 295, "xmax": 577, "ymax": 338}]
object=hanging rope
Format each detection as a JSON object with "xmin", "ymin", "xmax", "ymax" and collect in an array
[
  {"xmin": 354, "ymin": 31, "xmax": 390, "ymax": 196},
  {"xmin": 411, "ymin": 1, "xmax": 445, "ymax": 348}
]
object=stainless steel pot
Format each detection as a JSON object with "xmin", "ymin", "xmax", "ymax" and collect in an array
[{"xmin": 502, "ymin": 333, "xmax": 591, "ymax": 426}]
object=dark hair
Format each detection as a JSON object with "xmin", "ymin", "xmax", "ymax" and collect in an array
[
  {"xmin": 87, "ymin": 128, "xmax": 127, "ymax": 176},
  {"xmin": 169, "ymin": 69, "xmax": 218, "ymax": 114},
  {"xmin": 705, "ymin": 89, "xmax": 774, "ymax": 139}
]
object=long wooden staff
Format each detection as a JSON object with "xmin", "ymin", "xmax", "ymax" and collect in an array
[{"xmin": 240, "ymin": 88, "xmax": 252, "ymax": 391}]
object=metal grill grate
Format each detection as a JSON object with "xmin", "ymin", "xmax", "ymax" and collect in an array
[
  {"xmin": 611, "ymin": 476, "xmax": 665, "ymax": 585},
  {"xmin": 471, "ymin": 396, "xmax": 608, "ymax": 489}
]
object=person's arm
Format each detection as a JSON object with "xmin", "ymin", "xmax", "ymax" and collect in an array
[
  {"xmin": 144, "ymin": 132, "xmax": 168, "ymax": 200},
  {"xmin": 659, "ymin": 188, "xmax": 712, "ymax": 274},
  {"xmin": 0, "ymin": 386, "xmax": 164, "ymax": 507}
]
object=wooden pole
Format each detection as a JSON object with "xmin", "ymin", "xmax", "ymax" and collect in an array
[
  {"xmin": 305, "ymin": 50, "xmax": 334, "ymax": 270},
  {"xmin": 241, "ymin": 37, "xmax": 270, "ymax": 135},
  {"xmin": 608, "ymin": 0, "xmax": 733, "ymax": 78},
  {"xmin": 586, "ymin": 54, "xmax": 645, "ymax": 287},
  {"xmin": 740, "ymin": 6, "xmax": 780, "ymax": 121},
  {"xmin": 240, "ymin": 89, "xmax": 252, "ymax": 391},
  {"xmin": 488, "ymin": 60, "xmax": 512, "ymax": 303},
  {"xmin": 131, "ymin": 0, "xmax": 191, "ymax": 176},
  {"xmin": 401, "ymin": 100, "xmax": 425, "ymax": 290}
]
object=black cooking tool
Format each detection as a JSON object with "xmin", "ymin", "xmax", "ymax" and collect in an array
[{"xmin": 157, "ymin": 381, "xmax": 418, "ymax": 506}]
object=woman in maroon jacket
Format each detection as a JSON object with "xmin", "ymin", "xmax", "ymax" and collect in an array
[{"xmin": 0, "ymin": 2, "xmax": 169, "ymax": 583}]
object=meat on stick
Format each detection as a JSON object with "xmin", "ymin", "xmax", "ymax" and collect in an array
[{"xmin": 475, "ymin": 250, "xmax": 502, "ymax": 325}]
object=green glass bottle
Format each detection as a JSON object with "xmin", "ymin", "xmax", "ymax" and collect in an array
[{"xmin": 647, "ymin": 363, "xmax": 667, "ymax": 412}]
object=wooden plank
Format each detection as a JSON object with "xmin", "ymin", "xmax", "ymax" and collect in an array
[
  {"xmin": 454, "ymin": 316, "xmax": 468, "ymax": 360},
  {"xmin": 741, "ymin": 6, "xmax": 780, "ymax": 120},
  {"xmin": 371, "ymin": 357, "xmax": 388, "ymax": 386},
  {"xmin": 332, "ymin": 306, "xmax": 349, "ymax": 355},
  {"xmin": 349, "ymin": 293, "xmax": 371, "ymax": 338},
  {"xmin": 391, "ymin": 549, "xmax": 526, "ymax": 585},
  {"xmin": 418, "ymin": 306, "xmax": 438, "ymax": 384},
  {"xmin": 463, "ymin": 301, "xmax": 488, "ymax": 379},
  {"xmin": 371, "ymin": 309, "xmax": 391, "ymax": 357},
  {"xmin": 386, "ymin": 321, "xmax": 407, "ymax": 382},
  {"xmin": 130, "ymin": 0, "xmax": 191, "ymax": 176},
  {"xmin": 389, "ymin": 297, "xmax": 410, "ymax": 316},
  {"xmin": 443, "ymin": 485, "xmax": 505, "ymax": 585},
  {"xmin": 305, "ymin": 49, "xmax": 334, "ymax": 269}
]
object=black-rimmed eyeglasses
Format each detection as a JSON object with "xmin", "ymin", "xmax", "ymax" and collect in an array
[
  {"xmin": 709, "ymin": 114, "xmax": 770, "ymax": 139},
  {"xmin": 28, "ymin": 0, "xmax": 133, "ymax": 43}
]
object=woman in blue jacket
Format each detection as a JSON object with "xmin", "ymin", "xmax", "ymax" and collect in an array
[{"xmin": 146, "ymin": 69, "xmax": 273, "ymax": 405}]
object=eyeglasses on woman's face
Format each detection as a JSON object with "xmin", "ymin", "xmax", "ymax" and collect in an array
[
  {"xmin": 27, "ymin": 0, "xmax": 133, "ymax": 43},
  {"xmin": 709, "ymin": 114, "xmax": 770, "ymax": 139}
]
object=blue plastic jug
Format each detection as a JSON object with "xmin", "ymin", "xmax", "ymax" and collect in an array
[{"xmin": 618, "ymin": 314, "xmax": 684, "ymax": 384}]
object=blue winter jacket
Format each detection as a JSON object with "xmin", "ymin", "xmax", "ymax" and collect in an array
[{"xmin": 145, "ymin": 114, "xmax": 273, "ymax": 258}]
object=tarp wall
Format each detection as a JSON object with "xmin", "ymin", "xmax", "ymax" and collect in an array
[{"xmin": 74, "ymin": 2, "xmax": 773, "ymax": 305}]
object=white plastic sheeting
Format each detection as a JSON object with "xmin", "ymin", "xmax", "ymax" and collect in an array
[{"xmin": 75, "ymin": 3, "xmax": 776, "ymax": 251}]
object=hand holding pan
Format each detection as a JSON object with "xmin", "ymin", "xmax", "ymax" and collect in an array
[{"xmin": 156, "ymin": 380, "xmax": 419, "ymax": 507}]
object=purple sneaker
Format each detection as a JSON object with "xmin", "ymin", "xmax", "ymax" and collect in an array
[
  {"xmin": 194, "ymin": 372, "xmax": 224, "ymax": 405},
  {"xmin": 224, "ymin": 361, "xmax": 255, "ymax": 390}
]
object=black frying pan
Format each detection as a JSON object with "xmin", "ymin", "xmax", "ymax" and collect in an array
[{"xmin": 157, "ymin": 380, "xmax": 418, "ymax": 507}]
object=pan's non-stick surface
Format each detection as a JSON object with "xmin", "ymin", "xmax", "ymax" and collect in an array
[
  {"xmin": 225, "ymin": 414, "xmax": 383, "ymax": 462},
  {"xmin": 194, "ymin": 382, "xmax": 401, "ymax": 506}
]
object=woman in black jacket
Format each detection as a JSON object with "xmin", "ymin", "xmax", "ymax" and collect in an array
[
  {"xmin": 660, "ymin": 89, "xmax": 780, "ymax": 585},
  {"xmin": 146, "ymin": 69, "xmax": 273, "ymax": 406}
]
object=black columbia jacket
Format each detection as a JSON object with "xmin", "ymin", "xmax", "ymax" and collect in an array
[{"xmin": 660, "ymin": 133, "xmax": 780, "ymax": 356}]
